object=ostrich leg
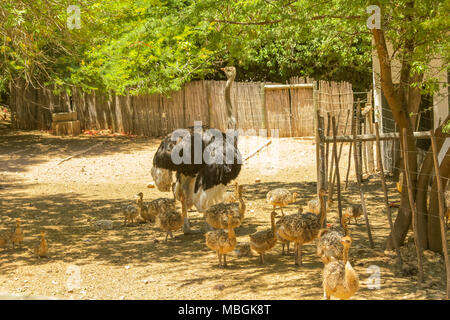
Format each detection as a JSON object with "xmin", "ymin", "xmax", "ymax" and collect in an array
[{"xmin": 182, "ymin": 193, "xmax": 200, "ymax": 234}]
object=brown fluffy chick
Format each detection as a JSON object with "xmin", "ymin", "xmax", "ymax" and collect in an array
[
  {"xmin": 123, "ymin": 193, "xmax": 141, "ymax": 225},
  {"xmin": 316, "ymin": 215, "xmax": 350, "ymax": 264},
  {"xmin": 277, "ymin": 189, "xmax": 327, "ymax": 266},
  {"xmin": 266, "ymin": 188, "xmax": 298, "ymax": 216},
  {"xmin": 249, "ymin": 211, "xmax": 278, "ymax": 264},
  {"xmin": 205, "ymin": 212, "xmax": 237, "ymax": 267},
  {"xmin": 145, "ymin": 197, "xmax": 176, "ymax": 223},
  {"xmin": 275, "ymin": 208, "xmax": 303, "ymax": 255},
  {"xmin": 205, "ymin": 185, "xmax": 246, "ymax": 229},
  {"xmin": 223, "ymin": 181, "xmax": 239, "ymax": 203},
  {"xmin": 10, "ymin": 219, "xmax": 24, "ymax": 249},
  {"xmin": 345, "ymin": 204, "xmax": 363, "ymax": 225},
  {"xmin": 322, "ymin": 236, "xmax": 359, "ymax": 300},
  {"xmin": 34, "ymin": 231, "xmax": 48, "ymax": 258}
]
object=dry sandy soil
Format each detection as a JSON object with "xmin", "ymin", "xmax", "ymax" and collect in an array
[{"xmin": 0, "ymin": 121, "xmax": 447, "ymax": 300}]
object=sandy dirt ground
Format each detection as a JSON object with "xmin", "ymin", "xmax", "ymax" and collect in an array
[{"xmin": 0, "ymin": 122, "xmax": 447, "ymax": 300}]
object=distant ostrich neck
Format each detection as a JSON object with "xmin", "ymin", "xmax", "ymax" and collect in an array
[
  {"xmin": 238, "ymin": 188, "xmax": 245, "ymax": 216},
  {"xmin": 228, "ymin": 217, "xmax": 235, "ymax": 240},
  {"xmin": 271, "ymin": 213, "xmax": 276, "ymax": 233},
  {"xmin": 224, "ymin": 67, "xmax": 236, "ymax": 129},
  {"xmin": 343, "ymin": 245, "xmax": 349, "ymax": 264}
]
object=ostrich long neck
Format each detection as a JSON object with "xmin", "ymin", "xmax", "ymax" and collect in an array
[
  {"xmin": 343, "ymin": 245, "xmax": 349, "ymax": 264},
  {"xmin": 341, "ymin": 215, "xmax": 349, "ymax": 235},
  {"xmin": 238, "ymin": 190, "xmax": 245, "ymax": 218},
  {"xmin": 41, "ymin": 236, "xmax": 47, "ymax": 249},
  {"xmin": 137, "ymin": 198, "xmax": 145, "ymax": 213},
  {"xmin": 228, "ymin": 220, "xmax": 236, "ymax": 240},
  {"xmin": 271, "ymin": 214, "xmax": 277, "ymax": 234},
  {"xmin": 225, "ymin": 74, "xmax": 236, "ymax": 129}
]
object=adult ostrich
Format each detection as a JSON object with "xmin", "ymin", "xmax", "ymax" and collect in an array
[{"xmin": 151, "ymin": 66, "xmax": 241, "ymax": 234}]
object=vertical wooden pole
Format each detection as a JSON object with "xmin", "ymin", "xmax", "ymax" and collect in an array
[
  {"xmin": 182, "ymin": 84, "xmax": 187, "ymax": 128},
  {"xmin": 375, "ymin": 122, "xmax": 402, "ymax": 268},
  {"xmin": 261, "ymin": 83, "xmax": 269, "ymax": 135},
  {"xmin": 345, "ymin": 110, "xmax": 354, "ymax": 190},
  {"xmin": 430, "ymin": 129, "xmax": 450, "ymax": 299},
  {"xmin": 356, "ymin": 99, "xmax": 363, "ymax": 181},
  {"xmin": 329, "ymin": 109, "xmax": 350, "ymax": 203},
  {"xmin": 332, "ymin": 116, "xmax": 342, "ymax": 220},
  {"xmin": 319, "ymin": 114, "xmax": 327, "ymax": 226},
  {"xmin": 362, "ymin": 111, "xmax": 368, "ymax": 174},
  {"xmin": 206, "ymin": 81, "xmax": 213, "ymax": 128},
  {"xmin": 402, "ymin": 128, "xmax": 424, "ymax": 283},
  {"xmin": 314, "ymin": 89, "xmax": 321, "ymax": 195},
  {"xmin": 353, "ymin": 113, "xmax": 374, "ymax": 248},
  {"xmin": 367, "ymin": 106, "xmax": 375, "ymax": 173},
  {"xmin": 325, "ymin": 112, "xmax": 331, "ymax": 184}
]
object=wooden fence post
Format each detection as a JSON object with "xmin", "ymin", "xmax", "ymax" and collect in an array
[
  {"xmin": 375, "ymin": 122, "xmax": 402, "ymax": 268},
  {"xmin": 353, "ymin": 112, "xmax": 374, "ymax": 248},
  {"xmin": 430, "ymin": 129, "xmax": 450, "ymax": 299},
  {"xmin": 331, "ymin": 116, "xmax": 342, "ymax": 220},
  {"xmin": 261, "ymin": 82, "xmax": 269, "ymax": 134},
  {"xmin": 402, "ymin": 128, "xmax": 424, "ymax": 283}
]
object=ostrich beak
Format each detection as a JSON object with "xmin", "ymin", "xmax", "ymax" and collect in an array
[{"xmin": 220, "ymin": 67, "xmax": 225, "ymax": 71}]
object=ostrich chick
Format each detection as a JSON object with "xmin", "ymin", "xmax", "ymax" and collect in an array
[
  {"xmin": 316, "ymin": 214, "xmax": 350, "ymax": 264},
  {"xmin": 123, "ymin": 193, "xmax": 141, "ymax": 225},
  {"xmin": 345, "ymin": 204, "xmax": 363, "ymax": 225},
  {"xmin": 145, "ymin": 197, "xmax": 176, "ymax": 222},
  {"xmin": 205, "ymin": 212, "xmax": 237, "ymax": 267},
  {"xmin": 10, "ymin": 219, "xmax": 24, "ymax": 249},
  {"xmin": 156, "ymin": 195, "xmax": 186, "ymax": 242},
  {"xmin": 249, "ymin": 211, "xmax": 278, "ymax": 264},
  {"xmin": 322, "ymin": 236, "xmax": 359, "ymax": 300},
  {"xmin": 266, "ymin": 188, "xmax": 298, "ymax": 216},
  {"xmin": 205, "ymin": 185, "xmax": 246, "ymax": 229},
  {"xmin": 277, "ymin": 189, "xmax": 327, "ymax": 266},
  {"xmin": 275, "ymin": 208, "xmax": 303, "ymax": 255},
  {"xmin": 223, "ymin": 181, "xmax": 239, "ymax": 203},
  {"xmin": 34, "ymin": 231, "xmax": 48, "ymax": 258}
]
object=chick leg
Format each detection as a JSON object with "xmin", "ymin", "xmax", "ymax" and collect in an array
[
  {"xmin": 297, "ymin": 242, "xmax": 303, "ymax": 266},
  {"xmin": 354, "ymin": 217, "xmax": 358, "ymax": 225},
  {"xmin": 294, "ymin": 242, "xmax": 299, "ymax": 266},
  {"xmin": 280, "ymin": 207, "xmax": 285, "ymax": 216},
  {"xmin": 223, "ymin": 254, "xmax": 227, "ymax": 267}
]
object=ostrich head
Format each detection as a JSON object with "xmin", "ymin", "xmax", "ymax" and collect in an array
[
  {"xmin": 221, "ymin": 66, "xmax": 236, "ymax": 81},
  {"xmin": 341, "ymin": 235, "xmax": 352, "ymax": 248},
  {"xmin": 135, "ymin": 192, "xmax": 144, "ymax": 203}
]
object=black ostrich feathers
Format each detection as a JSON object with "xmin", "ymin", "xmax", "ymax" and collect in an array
[{"xmin": 153, "ymin": 125, "xmax": 242, "ymax": 192}]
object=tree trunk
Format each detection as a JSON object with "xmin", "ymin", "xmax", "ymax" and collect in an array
[
  {"xmin": 415, "ymin": 116, "xmax": 450, "ymax": 250},
  {"xmin": 372, "ymin": 28, "xmax": 420, "ymax": 249}
]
